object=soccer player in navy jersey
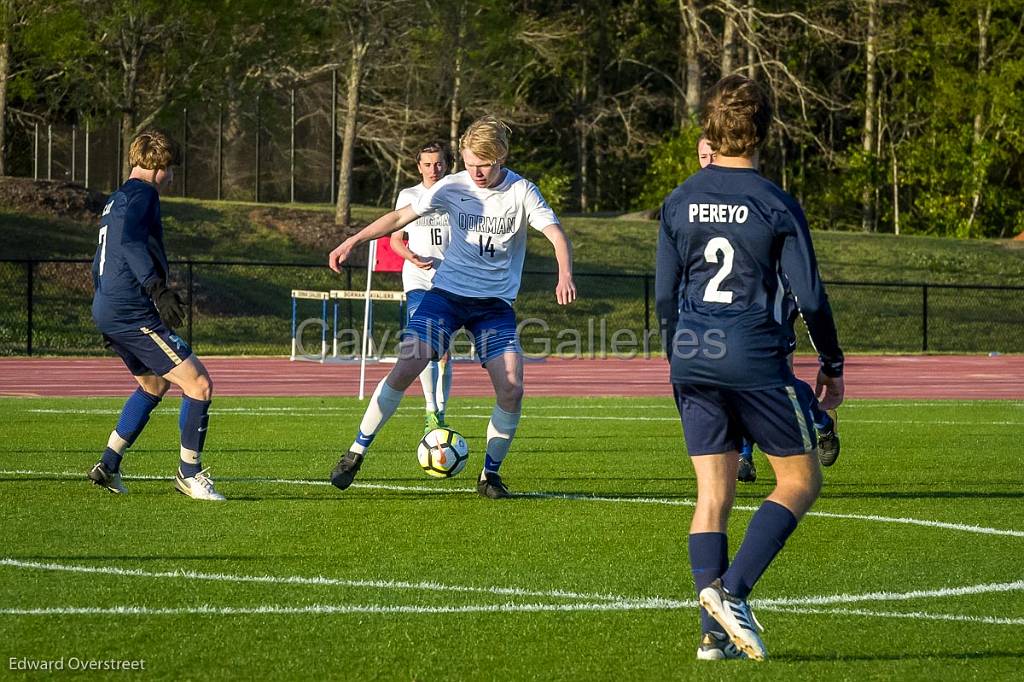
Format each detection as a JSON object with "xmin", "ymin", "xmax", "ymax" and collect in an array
[
  {"xmin": 657, "ymin": 76, "xmax": 844, "ymax": 660},
  {"xmin": 696, "ymin": 137, "xmax": 841, "ymax": 484},
  {"xmin": 88, "ymin": 130, "xmax": 224, "ymax": 501}
]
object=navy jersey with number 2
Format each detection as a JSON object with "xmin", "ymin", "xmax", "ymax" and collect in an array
[
  {"xmin": 655, "ymin": 165, "xmax": 843, "ymax": 390},
  {"xmin": 91, "ymin": 179, "xmax": 168, "ymax": 333}
]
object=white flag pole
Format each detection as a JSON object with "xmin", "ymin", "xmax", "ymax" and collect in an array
[{"xmin": 358, "ymin": 239, "xmax": 377, "ymax": 400}]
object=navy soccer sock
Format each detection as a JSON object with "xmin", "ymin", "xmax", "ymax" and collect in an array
[
  {"xmin": 722, "ymin": 500, "xmax": 798, "ymax": 599},
  {"xmin": 179, "ymin": 396, "xmax": 211, "ymax": 478},
  {"xmin": 689, "ymin": 532, "xmax": 728, "ymax": 634},
  {"xmin": 739, "ymin": 439, "xmax": 754, "ymax": 460},
  {"xmin": 102, "ymin": 388, "xmax": 161, "ymax": 471}
]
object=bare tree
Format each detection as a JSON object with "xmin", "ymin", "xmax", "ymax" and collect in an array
[
  {"xmin": 966, "ymin": 0, "xmax": 993, "ymax": 235},
  {"xmin": 861, "ymin": 0, "xmax": 878, "ymax": 232},
  {"xmin": 680, "ymin": 0, "xmax": 703, "ymax": 119},
  {"xmin": 0, "ymin": 0, "xmax": 10, "ymax": 176}
]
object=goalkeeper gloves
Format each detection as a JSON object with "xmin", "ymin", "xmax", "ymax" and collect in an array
[{"xmin": 145, "ymin": 279, "xmax": 186, "ymax": 330}]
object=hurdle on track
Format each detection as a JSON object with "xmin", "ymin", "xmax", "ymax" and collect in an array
[{"xmin": 290, "ymin": 290, "xmax": 329, "ymax": 361}]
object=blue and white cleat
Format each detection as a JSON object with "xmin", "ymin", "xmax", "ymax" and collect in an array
[
  {"xmin": 699, "ymin": 579, "xmax": 767, "ymax": 661},
  {"xmin": 696, "ymin": 631, "xmax": 747, "ymax": 660}
]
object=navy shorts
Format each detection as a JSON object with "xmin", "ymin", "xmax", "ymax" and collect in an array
[
  {"xmin": 673, "ymin": 383, "xmax": 817, "ymax": 457},
  {"xmin": 405, "ymin": 288, "xmax": 428, "ymax": 321},
  {"xmin": 403, "ymin": 288, "xmax": 520, "ymax": 365},
  {"xmin": 103, "ymin": 323, "xmax": 193, "ymax": 377}
]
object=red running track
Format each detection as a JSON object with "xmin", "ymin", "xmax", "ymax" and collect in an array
[{"xmin": 0, "ymin": 355, "xmax": 1021, "ymax": 399}]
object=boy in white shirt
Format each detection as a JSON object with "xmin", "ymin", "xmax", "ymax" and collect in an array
[
  {"xmin": 389, "ymin": 140, "xmax": 454, "ymax": 435},
  {"xmin": 327, "ymin": 116, "xmax": 576, "ymax": 498}
]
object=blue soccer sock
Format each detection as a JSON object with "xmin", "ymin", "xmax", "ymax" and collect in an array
[
  {"xmin": 689, "ymin": 532, "xmax": 728, "ymax": 634},
  {"xmin": 102, "ymin": 388, "xmax": 162, "ymax": 471},
  {"xmin": 722, "ymin": 500, "xmax": 798, "ymax": 599},
  {"xmin": 483, "ymin": 405, "xmax": 520, "ymax": 473},
  {"xmin": 179, "ymin": 396, "xmax": 211, "ymax": 478},
  {"xmin": 739, "ymin": 439, "xmax": 754, "ymax": 460}
]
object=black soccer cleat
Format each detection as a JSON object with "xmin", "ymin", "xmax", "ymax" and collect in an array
[
  {"xmin": 476, "ymin": 471, "xmax": 512, "ymax": 499},
  {"xmin": 329, "ymin": 451, "xmax": 364, "ymax": 491},
  {"xmin": 88, "ymin": 461, "xmax": 127, "ymax": 494},
  {"xmin": 737, "ymin": 456, "xmax": 757, "ymax": 483},
  {"xmin": 817, "ymin": 410, "xmax": 840, "ymax": 467}
]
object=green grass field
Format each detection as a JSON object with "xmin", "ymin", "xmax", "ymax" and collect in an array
[{"xmin": 2, "ymin": 396, "xmax": 1022, "ymax": 680}]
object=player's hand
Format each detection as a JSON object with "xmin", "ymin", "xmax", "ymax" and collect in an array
[
  {"xmin": 328, "ymin": 237, "xmax": 358, "ymax": 273},
  {"xmin": 409, "ymin": 254, "xmax": 435, "ymax": 270},
  {"xmin": 555, "ymin": 275, "xmax": 576, "ymax": 305},
  {"xmin": 815, "ymin": 370, "xmax": 845, "ymax": 411},
  {"xmin": 146, "ymin": 280, "xmax": 186, "ymax": 330}
]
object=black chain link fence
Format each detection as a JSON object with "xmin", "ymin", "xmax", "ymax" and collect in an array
[
  {"xmin": 2, "ymin": 258, "xmax": 1022, "ymax": 357},
  {"xmin": 7, "ymin": 77, "xmax": 353, "ymax": 204}
]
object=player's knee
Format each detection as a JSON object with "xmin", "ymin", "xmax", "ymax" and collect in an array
[
  {"xmin": 697, "ymin": 489, "xmax": 735, "ymax": 516},
  {"xmin": 139, "ymin": 375, "xmax": 171, "ymax": 397},
  {"xmin": 190, "ymin": 373, "xmax": 213, "ymax": 401},
  {"xmin": 497, "ymin": 381, "xmax": 524, "ymax": 408}
]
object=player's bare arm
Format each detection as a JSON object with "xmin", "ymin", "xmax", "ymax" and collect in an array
[
  {"xmin": 815, "ymin": 372, "xmax": 844, "ymax": 411},
  {"xmin": 328, "ymin": 205, "xmax": 420, "ymax": 272},
  {"xmin": 388, "ymin": 227, "xmax": 434, "ymax": 270},
  {"xmin": 541, "ymin": 223, "xmax": 576, "ymax": 305}
]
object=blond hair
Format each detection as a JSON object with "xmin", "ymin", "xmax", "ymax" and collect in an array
[
  {"xmin": 702, "ymin": 75, "xmax": 772, "ymax": 157},
  {"xmin": 128, "ymin": 129, "xmax": 181, "ymax": 170},
  {"xmin": 459, "ymin": 116, "xmax": 511, "ymax": 163}
]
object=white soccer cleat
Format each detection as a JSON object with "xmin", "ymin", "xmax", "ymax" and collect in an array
[
  {"xmin": 175, "ymin": 467, "xmax": 226, "ymax": 501},
  {"xmin": 696, "ymin": 631, "xmax": 747, "ymax": 661},
  {"xmin": 699, "ymin": 579, "xmax": 767, "ymax": 661}
]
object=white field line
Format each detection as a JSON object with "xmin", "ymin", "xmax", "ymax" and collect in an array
[
  {"xmin": 757, "ymin": 579, "xmax": 1024, "ymax": 608},
  {"xmin": 3, "ymin": 558, "xmax": 1023, "ymax": 614},
  {"xmin": 760, "ymin": 605, "xmax": 1024, "ymax": 627},
  {"xmin": 3, "ymin": 559, "xmax": 1024, "ymax": 625},
  {"xmin": 0, "ymin": 602, "xmax": 670, "ymax": 616},
  {"xmin": 21, "ymin": 407, "xmax": 1024, "ymax": 426},
  {"xmin": 2, "ymin": 469, "xmax": 1023, "ymax": 539},
  {"xmin": 0, "ymin": 558, "xmax": 680, "ymax": 607},
  {"xmin": 6, "ymin": 605, "xmax": 1022, "ymax": 624}
]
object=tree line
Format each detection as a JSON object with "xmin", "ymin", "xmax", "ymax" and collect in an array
[{"xmin": 2, "ymin": 0, "xmax": 1022, "ymax": 238}]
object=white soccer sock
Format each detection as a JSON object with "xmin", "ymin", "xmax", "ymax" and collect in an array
[
  {"xmin": 350, "ymin": 379, "xmax": 404, "ymax": 454},
  {"xmin": 106, "ymin": 430, "xmax": 130, "ymax": 456},
  {"xmin": 436, "ymin": 358, "xmax": 453, "ymax": 419},
  {"xmin": 418, "ymin": 361, "xmax": 439, "ymax": 413},
  {"xmin": 484, "ymin": 405, "xmax": 521, "ymax": 472}
]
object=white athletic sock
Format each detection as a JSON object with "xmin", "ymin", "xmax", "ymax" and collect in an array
[
  {"xmin": 419, "ymin": 361, "xmax": 439, "ymax": 413},
  {"xmin": 350, "ymin": 379, "xmax": 404, "ymax": 454},
  {"xmin": 484, "ymin": 405, "xmax": 521, "ymax": 473},
  {"xmin": 436, "ymin": 358, "xmax": 452, "ymax": 419},
  {"xmin": 106, "ymin": 430, "xmax": 130, "ymax": 456}
]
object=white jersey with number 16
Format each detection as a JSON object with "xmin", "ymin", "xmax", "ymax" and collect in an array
[{"xmin": 396, "ymin": 184, "xmax": 449, "ymax": 292}]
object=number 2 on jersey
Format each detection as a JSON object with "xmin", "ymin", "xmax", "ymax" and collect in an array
[
  {"xmin": 97, "ymin": 226, "xmax": 108, "ymax": 276},
  {"xmin": 478, "ymin": 235, "xmax": 495, "ymax": 258},
  {"xmin": 702, "ymin": 236, "xmax": 734, "ymax": 303}
]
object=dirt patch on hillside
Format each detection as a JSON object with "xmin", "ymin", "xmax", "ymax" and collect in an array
[
  {"xmin": 0, "ymin": 177, "xmax": 107, "ymax": 222},
  {"xmin": 248, "ymin": 207, "xmax": 368, "ymax": 263}
]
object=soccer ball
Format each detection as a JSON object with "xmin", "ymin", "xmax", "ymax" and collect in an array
[{"xmin": 418, "ymin": 428, "xmax": 469, "ymax": 478}]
